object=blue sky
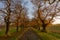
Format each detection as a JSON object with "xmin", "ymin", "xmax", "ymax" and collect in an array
[
  {"xmin": 21, "ymin": 0, "xmax": 36, "ymax": 19},
  {"xmin": 0, "ymin": 2, "xmax": 4, "ymax": 9}
]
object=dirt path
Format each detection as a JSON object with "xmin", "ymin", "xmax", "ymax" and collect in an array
[{"xmin": 18, "ymin": 29, "xmax": 42, "ymax": 40}]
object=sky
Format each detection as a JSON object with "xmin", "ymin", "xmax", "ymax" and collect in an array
[
  {"xmin": 0, "ymin": 2, "xmax": 5, "ymax": 9},
  {"xmin": 0, "ymin": 2, "xmax": 5, "ymax": 24},
  {"xmin": 53, "ymin": 19, "xmax": 60, "ymax": 24},
  {"xmin": 21, "ymin": 0, "xmax": 35, "ymax": 19},
  {"xmin": 0, "ymin": 0, "xmax": 60, "ymax": 24}
]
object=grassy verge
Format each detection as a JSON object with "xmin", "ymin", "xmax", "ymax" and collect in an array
[
  {"xmin": 32, "ymin": 28, "xmax": 60, "ymax": 40},
  {"xmin": 48, "ymin": 32, "xmax": 60, "ymax": 39},
  {"xmin": 0, "ymin": 27, "xmax": 22, "ymax": 40}
]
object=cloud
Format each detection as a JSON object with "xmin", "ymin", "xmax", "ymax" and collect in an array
[{"xmin": 21, "ymin": 0, "xmax": 36, "ymax": 19}]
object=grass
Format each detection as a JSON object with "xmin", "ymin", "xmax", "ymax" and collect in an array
[
  {"xmin": 0, "ymin": 27, "xmax": 21, "ymax": 36},
  {"xmin": 0, "ymin": 29, "xmax": 5, "ymax": 36},
  {"xmin": 48, "ymin": 32, "xmax": 60, "ymax": 39},
  {"xmin": 0, "ymin": 27, "xmax": 22, "ymax": 40},
  {"xmin": 0, "ymin": 26, "xmax": 60, "ymax": 40},
  {"xmin": 47, "ymin": 25, "xmax": 60, "ymax": 32},
  {"xmin": 32, "ymin": 28, "xmax": 60, "ymax": 40},
  {"xmin": 46, "ymin": 25, "xmax": 60, "ymax": 39}
]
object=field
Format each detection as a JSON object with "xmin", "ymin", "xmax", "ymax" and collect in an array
[{"xmin": 0, "ymin": 25, "xmax": 60, "ymax": 40}]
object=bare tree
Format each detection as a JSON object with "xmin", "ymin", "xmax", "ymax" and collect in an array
[
  {"xmin": 32, "ymin": 0, "xmax": 60, "ymax": 32},
  {"xmin": 0, "ymin": 0, "xmax": 14, "ymax": 34},
  {"xmin": 4, "ymin": 0, "xmax": 11, "ymax": 34},
  {"xmin": 20, "ymin": 8, "xmax": 28, "ymax": 29},
  {"xmin": 13, "ymin": 3, "xmax": 23, "ymax": 32}
]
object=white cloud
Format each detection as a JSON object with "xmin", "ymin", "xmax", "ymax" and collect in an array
[{"xmin": 53, "ymin": 19, "xmax": 60, "ymax": 24}]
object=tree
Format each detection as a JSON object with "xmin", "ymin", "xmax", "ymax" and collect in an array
[
  {"xmin": 20, "ymin": 8, "xmax": 29, "ymax": 29},
  {"xmin": 13, "ymin": 2, "xmax": 29, "ymax": 31},
  {"xmin": 4, "ymin": 0, "xmax": 11, "ymax": 35},
  {"xmin": 0, "ymin": 0, "xmax": 18, "ymax": 34},
  {"xmin": 29, "ymin": 18, "xmax": 40, "ymax": 29},
  {"xmin": 0, "ymin": 0, "xmax": 12, "ymax": 35},
  {"xmin": 32, "ymin": 0, "xmax": 60, "ymax": 32},
  {"xmin": 14, "ymin": 3, "xmax": 24, "ymax": 32}
]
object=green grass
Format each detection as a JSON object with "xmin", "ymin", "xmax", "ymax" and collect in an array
[
  {"xmin": 0, "ymin": 27, "xmax": 22, "ymax": 40},
  {"xmin": 32, "ymin": 28, "xmax": 60, "ymax": 40},
  {"xmin": 0, "ymin": 26, "xmax": 60, "ymax": 40},
  {"xmin": 48, "ymin": 32, "xmax": 60, "ymax": 39},
  {"xmin": 0, "ymin": 29, "xmax": 5, "ymax": 36},
  {"xmin": 0, "ymin": 27, "xmax": 21, "ymax": 36},
  {"xmin": 46, "ymin": 25, "xmax": 60, "ymax": 39}
]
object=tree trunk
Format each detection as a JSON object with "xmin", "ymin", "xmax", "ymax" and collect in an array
[
  {"xmin": 42, "ymin": 24, "xmax": 47, "ymax": 32},
  {"xmin": 43, "ymin": 26, "xmax": 46, "ymax": 31},
  {"xmin": 37, "ymin": 23, "xmax": 40, "ymax": 30},
  {"xmin": 38, "ymin": 26, "xmax": 40, "ymax": 30},
  {"xmin": 5, "ymin": 22, "xmax": 9, "ymax": 35},
  {"xmin": 16, "ymin": 26, "xmax": 18, "ymax": 32}
]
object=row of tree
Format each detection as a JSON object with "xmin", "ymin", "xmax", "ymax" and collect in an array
[
  {"xmin": 0, "ymin": 0, "xmax": 60, "ymax": 35},
  {"xmin": 31, "ymin": 0, "xmax": 60, "ymax": 32},
  {"xmin": 0, "ymin": 0, "xmax": 29, "ymax": 35}
]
